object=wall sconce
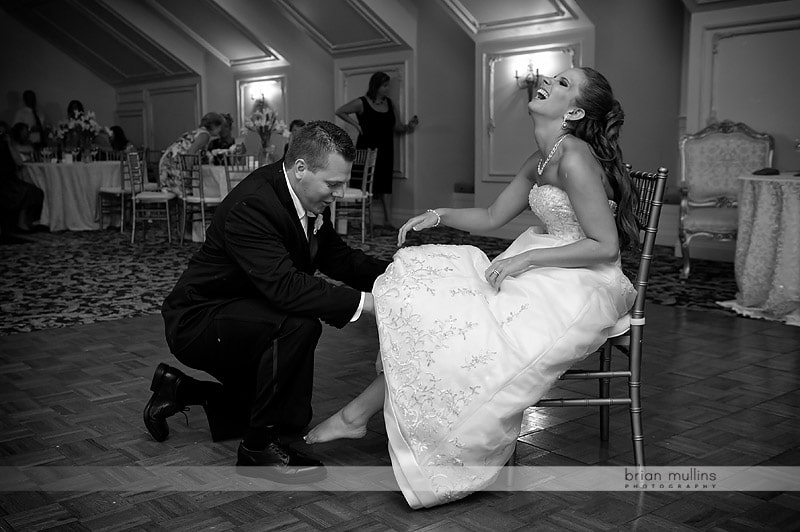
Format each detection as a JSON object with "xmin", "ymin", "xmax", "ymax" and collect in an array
[{"xmin": 515, "ymin": 64, "xmax": 540, "ymax": 102}]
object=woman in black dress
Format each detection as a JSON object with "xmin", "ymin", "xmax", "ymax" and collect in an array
[{"xmin": 336, "ymin": 72, "xmax": 418, "ymax": 227}]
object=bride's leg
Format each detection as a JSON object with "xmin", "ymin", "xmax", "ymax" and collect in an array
[{"xmin": 304, "ymin": 374, "xmax": 385, "ymax": 443}]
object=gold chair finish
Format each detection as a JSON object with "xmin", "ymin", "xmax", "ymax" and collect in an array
[
  {"xmin": 178, "ymin": 153, "xmax": 221, "ymax": 244},
  {"xmin": 336, "ymin": 148, "xmax": 377, "ymax": 243},
  {"xmin": 129, "ymin": 151, "xmax": 175, "ymax": 243},
  {"xmin": 514, "ymin": 166, "xmax": 669, "ymax": 467}
]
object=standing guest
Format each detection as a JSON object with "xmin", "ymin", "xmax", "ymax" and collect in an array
[
  {"xmin": 0, "ymin": 121, "xmax": 44, "ymax": 233},
  {"xmin": 13, "ymin": 90, "xmax": 48, "ymax": 148},
  {"xmin": 282, "ymin": 118, "xmax": 306, "ymax": 159},
  {"xmin": 335, "ymin": 72, "xmax": 418, "ymax": 227},
  {"xmin": 9, "ymin": 123, "xmax": 34, "ymax": 162},
  {"xmin": 144, "ymin": 121, "xmax": 389, "ymax": 480},
  {"xmin": 158, "ymin": 112, "xmax": 225, "ymax": 194}
]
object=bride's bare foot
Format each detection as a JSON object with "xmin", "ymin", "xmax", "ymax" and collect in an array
[{"xmin": 304, "ymin": 409, "xmax": 367, "ymax": 444}]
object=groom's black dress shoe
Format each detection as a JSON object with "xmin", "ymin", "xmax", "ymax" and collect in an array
[
  {"xmin": 143, "ymin": 363, "xmax": 187, "ymax": 442},
  {"xmin": 236, "ymin": 441, "xmax": 326, "ymax": 483}
]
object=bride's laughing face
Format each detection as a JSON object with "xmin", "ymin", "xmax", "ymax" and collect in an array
[{"xmin": 528, "ymin": 68, "xmax": 586, "ymax": 118}]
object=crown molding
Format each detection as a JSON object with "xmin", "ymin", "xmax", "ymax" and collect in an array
[{"xmin": 273, "ymin": 0, "xmax": 405, "ymax": 55}]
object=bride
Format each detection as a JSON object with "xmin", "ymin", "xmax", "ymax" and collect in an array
[{"xmin": 305, "ymin": 66, "xmax": 639, "ymax": 508}]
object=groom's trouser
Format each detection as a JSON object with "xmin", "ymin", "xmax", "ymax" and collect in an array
[{"xmin": 175, "ymin": 298, "xmax": 322, "ymax": 440}]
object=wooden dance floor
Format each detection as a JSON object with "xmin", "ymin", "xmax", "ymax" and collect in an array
[{"xmin": 1, "ymin": 305, "xmax": 799, "ymax": 530}]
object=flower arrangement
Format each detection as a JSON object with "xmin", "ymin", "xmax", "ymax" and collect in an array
[
  {"xmin": 241, "ymin": 98, "xmax": 287, "ymax": 151},
  {"xmin": 54, "ymin": 110, "xmax": 110, "ymax": 150}
]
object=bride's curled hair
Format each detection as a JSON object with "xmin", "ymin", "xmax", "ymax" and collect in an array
[{"xmin": 570, "ymin": 67, "xmax": 639, "ymax": 250}]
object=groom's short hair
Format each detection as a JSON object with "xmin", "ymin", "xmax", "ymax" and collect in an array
[{"xmin": 285, "ymin": 120, "xmax": 355, "ymax": 171}]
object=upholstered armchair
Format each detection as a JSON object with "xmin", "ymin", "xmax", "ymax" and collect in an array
[{"xmin": 678, "ymin": 120, "xmax": 774, "ymax": 279}]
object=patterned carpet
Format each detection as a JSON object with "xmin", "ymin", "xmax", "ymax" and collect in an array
[{"xmin": 0, "ymin": 225, "xmax": 738, "ymax": 336}]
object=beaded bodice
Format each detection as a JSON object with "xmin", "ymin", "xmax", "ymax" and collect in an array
[{"xmin": 528, "ymin": 184, "xmax": 617, "ymax": 242}]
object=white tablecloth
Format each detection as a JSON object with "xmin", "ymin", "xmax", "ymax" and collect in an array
[
  {"xmin": 21, "ymin": 162, "xmax": 121, "ymax": 232},
  {"xmin": 718, "ymin": 172, "xmax": 800, "ymax": 326}
]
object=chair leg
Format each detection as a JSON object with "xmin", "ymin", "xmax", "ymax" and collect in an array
[
  {"xmin": 367, "ymin": 201, "xmax": 373, "ymax": 238},
  {"xmin": 599, "ymin": 343, "xmax": 611, "ymax": 441},
  {"xmin": 629, "ymin": 337, "xmax": 645, "ymax": 466},
  {"xmin": 200, "ymin": 205, "xmax": 206, "ymax": 242},
  {"xmin": 360, "ymin": 203, "xmax": 365, "ymax": 243},
  {"xmin": 180, "ymin": 203, "xmax": 186, "ymax": 245},
  {"xmin": 130, "ymin": 202, "xmax": 136, "ymax": 244},
  {"xmin": 95, "ymin": 192, "xmax": 103, "ymax": 226},
  {"xmin": 165, "ymin": 201, "xmax": 172, "ymax": 244},
  {"xmin": 120, "ymin": 194, "xmax": 126, "ymax": 234},
  {"xmin": 679, "ymin": 232, "xmax": 691, "ymax": 279}
]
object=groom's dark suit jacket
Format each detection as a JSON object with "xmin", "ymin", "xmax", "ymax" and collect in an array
[{"xmin": 162, "ymin": 160, "xmax": 390, "ymax": 355}]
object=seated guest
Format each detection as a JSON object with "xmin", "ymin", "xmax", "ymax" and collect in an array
[
  {"xmin": 159, "ymin": 112, "xmax": 225, "ymax": 194},
  {"xmin": 0, "ymin": 121, "xmax": 44, "ymax": 233},
  {"xmin": 61, "ymin": 100, "xmax": 87, "ymax": 152},
  {"xmin": 109, "ymin": 125, "xmax": 135, "ymax": 154},
  {"xmin": 109, "ymin": 126, "xmax": 132, "ymax": 152},
  {"xmin": 94, "ymin": 126, "xmax": 134, "ymax": 160},
  {"xmin": 9, "ymin": 123, "xmax": 34, "ymax": 162}
]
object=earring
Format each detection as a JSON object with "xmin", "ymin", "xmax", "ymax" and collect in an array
[{"xmin": 561, "ymin": 120, "xmax": 568, "ymax": 129}]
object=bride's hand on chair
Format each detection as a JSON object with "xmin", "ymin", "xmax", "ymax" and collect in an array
[{"xmin": 397, "ymin": 210, "xmax": 439, "ymax": 247}]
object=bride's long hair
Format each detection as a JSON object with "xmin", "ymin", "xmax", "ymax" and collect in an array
[{"xmin": 569, "ymin": 67, "xmax": 639, "ymax": 250}]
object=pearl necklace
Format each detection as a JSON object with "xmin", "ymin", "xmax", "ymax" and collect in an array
[{"xmin": 537, "ymin": 134, "xmax": 568, "ymax": 176}]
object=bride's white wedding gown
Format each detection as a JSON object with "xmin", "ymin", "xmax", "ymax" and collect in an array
[{"xmin": 372, "ymin": 184, "xmax": 636, "ymax": 508}]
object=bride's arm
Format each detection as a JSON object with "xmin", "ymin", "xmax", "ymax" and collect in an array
[
  {"xmin": 486, "ymin": 145, "xmax": 620, "ymax": 288},
  {"xmin": 398, "ymin": 153, "xmax": 539, "ymax": 245}
]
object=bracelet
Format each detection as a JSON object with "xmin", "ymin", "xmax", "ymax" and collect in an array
[{"xmin": 426, "ymin": 209, "xmax": 441, "ymax": 228}]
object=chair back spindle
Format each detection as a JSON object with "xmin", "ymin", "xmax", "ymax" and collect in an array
[{"xmin": 222, "ymin": 154, "xmax": 251, "ymax": 192}]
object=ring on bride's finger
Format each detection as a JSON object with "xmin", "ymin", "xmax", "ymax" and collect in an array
[{"xmin": 490, "ymin": 269, "xmax": 500, "ymax": 277}]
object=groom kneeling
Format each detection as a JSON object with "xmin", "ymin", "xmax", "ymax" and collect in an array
[{"xmin": 144, "ymin": 121, "xmax": 389, "ymax": 481}]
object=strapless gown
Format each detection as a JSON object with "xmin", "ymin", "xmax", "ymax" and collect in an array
[{"xmin": 372, "ymin": 184, "xmax": 636, "ymax": 508}]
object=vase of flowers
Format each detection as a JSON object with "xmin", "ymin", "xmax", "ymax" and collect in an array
[
  {"xmin": 55, "ymin": 110, "xmax": 109, "ymax": 163},
  {"xmin": 242, "ymin": 98, "xmax": 286, "ymax": 165}
]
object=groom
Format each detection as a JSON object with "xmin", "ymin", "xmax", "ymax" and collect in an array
[{"xmin": 145, "ymin": 121, "xmax": 390, "ymax": 481}]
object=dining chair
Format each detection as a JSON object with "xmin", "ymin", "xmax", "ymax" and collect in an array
[
  {"xmin": 178, "ymin": 153, "xmax": 222, "ymax": 244},
  {"xmin": 336, "ymin": 148, "xmax": 377, "ymax": 242},
  {"xmin": 143, "ymin": 148, "xmax": 162, "ymax": 184},
  {"xmin": 96, "ymin": 150, "xmax": 126, "ymax": 162},
  {"xmin": 678, "ymin": 120, "xmax": 773, "ymax": 279},
  {"xmin": 129, "ymin": 150, "xmax": 176, "ymax": 244},
  {"xmin": 97, "ymin": 159, "xmax": 131, "ymax": 233},
  {"xmin": 222, "ymin": 153, "xmax": 252, "ymax": 193},
  {"xmin": 511, "ymin": 166, "xmax": 668, "ymax": 468}
]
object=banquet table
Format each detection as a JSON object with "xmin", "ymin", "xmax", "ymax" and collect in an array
[
  {"xmin": 21, "ymin": 161, "xmax": 121, "ymax": 232},
  {"xmin": 719, "ymin": 172, "xmax": 800, "ymax": 326}
]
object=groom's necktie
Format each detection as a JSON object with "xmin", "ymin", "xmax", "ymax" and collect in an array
[{"xmin": 306, "ymin": 215, "xmax": 318, "ymax": 262}]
